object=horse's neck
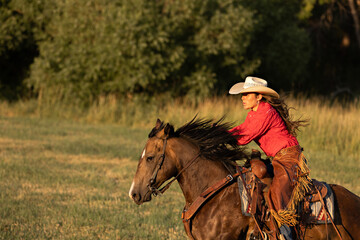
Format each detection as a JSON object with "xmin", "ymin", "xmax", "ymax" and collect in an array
[
  {"xmin": 178, "ymin": 157, "xmax": 229, "ymax": 204},
  {"xmin": 169, "ymin": 139, "xmax": 230, "ymax": 204}
]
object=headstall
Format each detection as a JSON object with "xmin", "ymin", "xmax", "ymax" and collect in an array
[{"xmin": 147, "ymin": 136, "xmax": 201, "ymax": 196}]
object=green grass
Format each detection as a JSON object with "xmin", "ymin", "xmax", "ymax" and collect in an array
[
  {"xmin": 0, "ymin": 116, "xmax": 187, "ymax": 239},
  {"xmin": 0, "ymin": 96, "xmax": 359, "ymax": 239}
]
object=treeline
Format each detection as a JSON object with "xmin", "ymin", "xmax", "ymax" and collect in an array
[{"xmin": 1, "ymin": 0, "xmax": 359, "ymax": 105}]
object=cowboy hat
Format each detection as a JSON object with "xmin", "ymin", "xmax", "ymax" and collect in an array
[{"xmin": 228, "ymin": 76, "xmax": 280, "ymax": 98}]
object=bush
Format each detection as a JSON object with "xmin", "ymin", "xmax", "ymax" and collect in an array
[{"xmin": 1, "ymin": 0, "xmax": 313, "ymax": 104}]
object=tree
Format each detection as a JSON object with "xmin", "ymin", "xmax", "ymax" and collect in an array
[
  {"xmin": 299, "ymin": 0, "xmax": 360, "ymax": 95},
  {"xmin": 0, "ymin": 0, "xmax": 315, "ymax": 104},
  {"xmin": 0, "ymin": 0, "xmax": 35, "ymax": 100},
  {"xmin": 239, "ymin": 0, "xmax": 312, "ymax": 92},
  {"xmin": 25, "ymin": 0, "xmax": 258, "ymax": 104}
]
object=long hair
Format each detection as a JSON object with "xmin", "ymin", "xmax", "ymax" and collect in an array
[{"xmin": 262, "ymin": 95, "xmax": 309, "ymax": 137}]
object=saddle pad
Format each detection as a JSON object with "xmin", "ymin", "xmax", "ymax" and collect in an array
[
  {"xmin": 309, "ymin": 182, "xmax": 335, "ymax": 224},
  {"xmin": 237, "ymin": 176, "xmax": 335, "ymax": 223}
]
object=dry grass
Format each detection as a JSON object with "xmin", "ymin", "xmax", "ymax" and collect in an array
[
  {"xmin": 0, "ymin": 117, "xmax": 187, "ymax": 239},
  {"xmin": 0, "ymin": 96, "xmax": 359, "ymax": 239}
]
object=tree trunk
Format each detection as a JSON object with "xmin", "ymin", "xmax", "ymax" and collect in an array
[{"xmin": 348, "ymin": 0, "xmax": 360, "ymax": 48}]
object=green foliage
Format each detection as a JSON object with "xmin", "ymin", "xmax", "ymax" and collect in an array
[
  {"xmin": 0, "ymin": 0, "xmax": 32, "ymax": 100},
  {"xmin": 0, "ymin": 0, "xmax": 325, "ymax": 104},
  {"xmin": 262, "ymin": 24, "xmax": 311, "ymax": 89},
  {"xmin": 0, "ymin": 4, "xmax": 25, "ymax": 55},
  {"xmin": 24, "ymin": 0, "xmax": 258, "ymax": 105},
  {"xmin": 298, "ymin": 0, "xmax": 333, "ymax": 20},
  {"xmin": 0, "ymin": 0, "xmax": 56, "ymax": 100},
  {"xmin": 240, "ymin": 0, "xmax": 312, "ymax": 91}
]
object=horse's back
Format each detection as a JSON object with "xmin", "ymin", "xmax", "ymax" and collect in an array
[{"xmin": 187, "ymin": 178, "xmax": 360, "ymax": 240}]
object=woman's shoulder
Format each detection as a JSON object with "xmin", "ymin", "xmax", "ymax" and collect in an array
[
  {"xmin": 259, "ymin": 101, "xmax": 275, "ymax": 113},
  {"xmin": 248, "ymin": 102, "xmax": 276, "ymax": 120}
]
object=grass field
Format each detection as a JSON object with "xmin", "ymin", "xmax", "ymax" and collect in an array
[
  {"xmin": 0, "ymin": 117, "xmax": 187, "ymax": 239},
  {"xmin": 0, "ymin": 97, "xmax": 359, "ymax": 239}
]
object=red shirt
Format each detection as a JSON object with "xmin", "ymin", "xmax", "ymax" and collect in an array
[{"xmin": 229, "ymin": 101, "xmax": 299, "ymax": 157}]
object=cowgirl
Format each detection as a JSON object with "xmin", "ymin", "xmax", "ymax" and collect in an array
[{"xmin": 229, "ymin": 77, "xmax": 311, "ymax": 240}]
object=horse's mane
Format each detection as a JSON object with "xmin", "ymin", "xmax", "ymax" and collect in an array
[{"xmin": 149, "ymin": 117, "xmax": 248, "ymax": 162}]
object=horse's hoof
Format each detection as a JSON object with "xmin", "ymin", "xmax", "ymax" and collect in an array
[{"xmin": 249, "ymin": 231, "xmax": 268, "ymax": 240}]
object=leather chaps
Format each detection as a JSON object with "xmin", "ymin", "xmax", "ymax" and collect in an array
[{"xmin": 268, "ymin": 145, "xmax": 311, "ymax": 226}]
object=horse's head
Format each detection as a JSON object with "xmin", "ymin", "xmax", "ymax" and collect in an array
[{"xmin": 129, "ymin": 119, "xmax": 177, "ymax": 205}]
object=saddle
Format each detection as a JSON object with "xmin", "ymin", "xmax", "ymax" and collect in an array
[
  {"xmin": 181, "ymin": 150, "xmax": 336, "ymax": 240},
  {"xmin": 240, "ymin": 149, "xmax": 334, "ymax": 239},
  {"xmin": 246, "ymin": 149, "xmax": 328, "ymax": 201}
]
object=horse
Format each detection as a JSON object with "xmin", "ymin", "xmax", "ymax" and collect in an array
[{"xmin": 129, "ymin": 118, "xmax": 360, "ymax": 240}]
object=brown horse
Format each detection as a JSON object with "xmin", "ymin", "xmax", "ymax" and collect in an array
[{"xmin": 129, "ymin": 118, "xmax": 360, "ymax": 240}]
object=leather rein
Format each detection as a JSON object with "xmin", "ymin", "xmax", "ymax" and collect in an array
[
  {"xmin": 147, "ymin": 138, "xmax": 344, "ymax": 240},
  {"xmin": 146, "ymin": 136, "xmax": 242, "ymax": 240}
]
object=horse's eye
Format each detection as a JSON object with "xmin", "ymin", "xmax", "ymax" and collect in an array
[{"xmin": 146, "ymin": 156, "xmax": 154, "ymax": 162}]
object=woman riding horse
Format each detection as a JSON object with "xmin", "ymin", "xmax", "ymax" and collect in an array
[
  {"xmin": 228, "ymin": 76, "xmax": 311, "ymax": 240},
  {"xmin": 129, "ymin": 110, "xmax": 360, "ymax": 239}
]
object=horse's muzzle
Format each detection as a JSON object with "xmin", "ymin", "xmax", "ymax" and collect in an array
[{"xmin": 129, "ymin": 188, "xmax": 152, "ymax": 205}]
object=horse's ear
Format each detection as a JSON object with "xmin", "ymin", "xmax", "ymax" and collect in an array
[
  {"xmin": 155, "ymin": 119, "xmax": 162, "ymax": 129},
  {"xmin": 164, "ymin": 123, "xmax": 174, "ymax": 137}
]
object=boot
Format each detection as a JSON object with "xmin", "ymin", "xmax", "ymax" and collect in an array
[{"xmin": 279, "ymin": 224, "xmax": 293, "ymax": 240}]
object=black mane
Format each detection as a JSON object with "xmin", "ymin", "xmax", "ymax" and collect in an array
[{"xmin": 149, "ymin": 117, "xmax": 248, "ymax": 162}]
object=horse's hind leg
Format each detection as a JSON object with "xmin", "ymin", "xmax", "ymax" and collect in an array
[
  {"xmin": 330, "ymin": 184, "xmax": 360, "ymax": 239},
  {"xmin": 304, "ymin": 224, "xmax": 353, "ymax": 240},
  {"xmin": 303, "ymin": 184, "xmax": 360, "ymax": 239}
]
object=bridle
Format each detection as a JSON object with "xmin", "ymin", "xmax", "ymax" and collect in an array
[
  {"xmin": 147, "ymin": 137, "xmax": 168, "ymax": 195},
  {"xmin": 146, "ymin": 136, "xmax": 265, "ymax": 239},
  {"xmin": 147, "ymin": 136, "xmax": 201, "ymax": 196}
]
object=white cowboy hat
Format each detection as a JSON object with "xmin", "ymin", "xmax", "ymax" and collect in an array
[{"xmin": 228, "ymin": 76, "xmax": 280, "ymax": 98}]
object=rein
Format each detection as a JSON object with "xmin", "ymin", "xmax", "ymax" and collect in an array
[
  {"xmin": 182, "ymin": 171, "xmax": 241, "ymax": 240},
  {"xmin": 145, "ymin": 136, "xmax": 252, "ymax": 240},
  {"xmin": 147, "ymin": 137, "xmax": 201, "ymax": 196},
  {"xmin": 145, "ymin": 136, "xmax": 251, "ymax": 240}
]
